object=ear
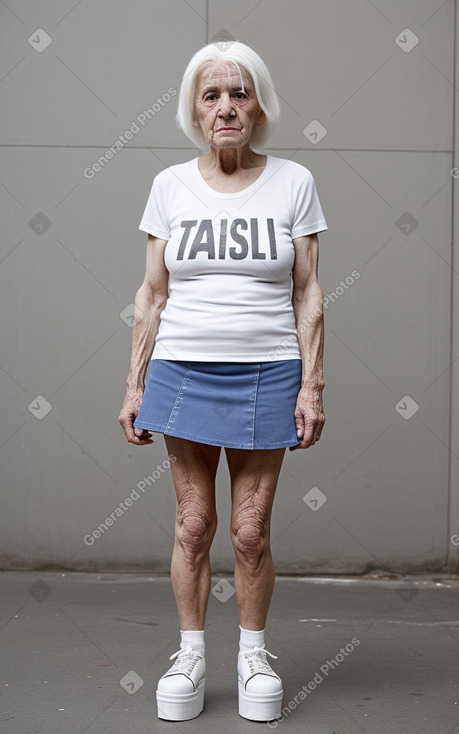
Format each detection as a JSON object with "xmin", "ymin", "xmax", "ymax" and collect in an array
[{"xmin": 256, "ymin": 108, "xmax": 266, "ymax": 126}]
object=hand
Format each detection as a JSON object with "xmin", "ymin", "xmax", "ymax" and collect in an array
[
  {"xmin": 118, "ymin": 387, "xmax": 153, "ymax": 445},
  {"xmin": 291, "ymin": 385, "xmax": 325, "ymax": 450}
]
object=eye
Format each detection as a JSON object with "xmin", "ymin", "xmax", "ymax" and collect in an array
[
  {"xmin": 204, "ymin": 93, "xmax": 218, "ymax": 101},
  {"xmin": 234, "ymin": 92, "xmax": 247, "ymax": 99}
]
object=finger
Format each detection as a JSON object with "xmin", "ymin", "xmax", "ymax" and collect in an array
[
  {"xmin": 297, "ymin": 427, "xmax": 323, "ymax": 450},
  {"xmin": 301, "ymin": 419, "xmax": 316, "ymax": 445},
  {"xmin": 119, "ymin": 415, "xmax": 153, "ymax": 445},
  {"xmin": 290, "ymin": 429, "xmax": 314, "ymax": 451},
  {"xmin": 294, "ymin": 411, "xmax": 305, "ymax": 440},
  {"xmin": 129, "ymin": 432, "xmax": 154, "ymax": 445},
  {"xmin": 129, "ymin": 426, "xmax": 153, "ymax": 444},
  {"xmin": 293, "ymin": 420, "xmax": 322, "ymax": 449},
  {"xmin": 119, "ymin": 415, "xmax": 135, "ymax": 441},
  {"xmin": 135, "ymin": 427, "xmax": 153, "ymax": 443}
]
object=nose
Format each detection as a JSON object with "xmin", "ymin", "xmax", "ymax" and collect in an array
[{"xmin": 218, "ymin": 93, "xmax": 235, "ymax": 118}]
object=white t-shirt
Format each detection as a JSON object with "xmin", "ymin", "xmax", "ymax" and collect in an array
[{"xmin": 138, "ymin": 155, "xmax": 327, "ymax": 362}]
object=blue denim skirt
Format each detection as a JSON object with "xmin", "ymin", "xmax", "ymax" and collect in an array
[{"xmin": 134, "ymin": 359, "xmax": 302, "ymax": 450}]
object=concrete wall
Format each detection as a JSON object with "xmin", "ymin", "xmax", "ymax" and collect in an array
[{"xmin": 1, "ymin": 0, "xmax": 457, "ymax": 574}]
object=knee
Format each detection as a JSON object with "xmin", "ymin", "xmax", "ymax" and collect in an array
[
  {"xmin": 176, "ymin": 494, "xmax": 217, "ymax": 562},
  {"xmin": 231, "ymin": 511, "xmax": 269, "ymax": 565}
]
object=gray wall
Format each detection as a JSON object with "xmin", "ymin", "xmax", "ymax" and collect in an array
[{"xmin": 1, "ymin": 0, "xmax": 457, "ymax": 574}]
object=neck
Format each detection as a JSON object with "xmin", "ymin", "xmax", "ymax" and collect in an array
[{"xmin": 204, "ymin": 145, "xmax": 262, "ymax": 175}]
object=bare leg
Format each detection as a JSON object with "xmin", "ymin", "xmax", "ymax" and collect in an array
[
  {"xmin": 164, "ymin": 436, "xmax": 221, "ymax": 630},
  {"xmin": 225, "ymin": 447, "xmax": 285, "ymax": 630}
]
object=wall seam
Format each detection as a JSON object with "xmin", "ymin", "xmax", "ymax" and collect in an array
[{"xmin": 447, "ymin": 0, "xmax": 458, "ymax": 573}]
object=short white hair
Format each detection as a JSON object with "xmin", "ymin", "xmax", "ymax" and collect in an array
[{"xmin": 176, "ymin": 41, "xmax": 280, "ymax": 149}]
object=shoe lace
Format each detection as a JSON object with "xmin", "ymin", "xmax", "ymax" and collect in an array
[
  {"xmin": 168, "ymin": 643, "xmax": 203, "ymax": 675},
  {"xmin": 242, "ymin": 646, "xmax": 278, "ymax": 675}
]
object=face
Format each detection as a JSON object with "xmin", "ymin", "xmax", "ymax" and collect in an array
[{"xmin": 193, "ymin": 62, "xmax": 266, "ymax": 149}]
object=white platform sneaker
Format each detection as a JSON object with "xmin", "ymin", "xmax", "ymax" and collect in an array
[
  {"xmin": 237, "ymin": 646, "xmax": 283, "ymax": 721},
  {"xmin": 156, "ymin": 644, "xmax": 205, "ymax": 721}
]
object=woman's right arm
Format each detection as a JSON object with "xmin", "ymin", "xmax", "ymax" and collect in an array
[{"xmin": 118, "ymin": 234, "xmax": 169, "ymax": 445}]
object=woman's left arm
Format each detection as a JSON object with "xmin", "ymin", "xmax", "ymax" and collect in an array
[{"xmin": 291, "ymin": 233, "xmax": 325, "ymax": 450}]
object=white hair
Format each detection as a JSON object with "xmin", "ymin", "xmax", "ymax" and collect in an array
[{"xmin": 176, "ymin": 41, "xmax": 280, "ymax": 149}]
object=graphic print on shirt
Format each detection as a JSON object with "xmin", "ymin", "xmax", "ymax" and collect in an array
[
  {"xmin": 176, "ymin": 218, "xmax": 278, "ymax": 261},
  {"xmin": 137, "ymin": 155, "xmax": 328, "ymax": 361}
]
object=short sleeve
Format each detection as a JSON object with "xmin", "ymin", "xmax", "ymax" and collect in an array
[
  {"xmin": 291, "ymin": 171, "xmax": 328, "ymax": 239},
  {"xmin": 138, "ymin": 172, "xmax": 170, "ymax": 240}
]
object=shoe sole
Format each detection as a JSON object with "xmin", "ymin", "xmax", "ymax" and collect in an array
[
  {"xmin": 156, "ymin": 678, "xmax": 205, "ymax": 721},
  {"xmin": 238, "ymin": 678, "xmax": 283, "ymax": 722}
]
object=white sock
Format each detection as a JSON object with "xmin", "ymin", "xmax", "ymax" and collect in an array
[
  {"xmin": 239, "ymin": 625, "xmax": 265, "ymax": 653},
  {"xmin": 180, "ymin": 629, "xmax": 205, "ymax": 657}
]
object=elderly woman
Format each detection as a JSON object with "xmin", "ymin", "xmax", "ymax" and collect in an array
[{"xmin": 119, "ymin": 41, "xmax": 327, "ymax": 722}]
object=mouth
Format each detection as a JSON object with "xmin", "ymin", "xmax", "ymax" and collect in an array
[{"xmin": 216, "ymin": 127, "xmax": 240, "ymax": 132}]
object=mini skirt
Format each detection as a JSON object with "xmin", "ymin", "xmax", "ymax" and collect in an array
[{"xmin": 134, "ymin": 359, "xmax": 302, "ymax": 450}]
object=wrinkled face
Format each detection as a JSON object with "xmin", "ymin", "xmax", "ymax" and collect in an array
[{"xmin": 193, "ymin": 62, "xmax": 265, "ymax": 149}]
